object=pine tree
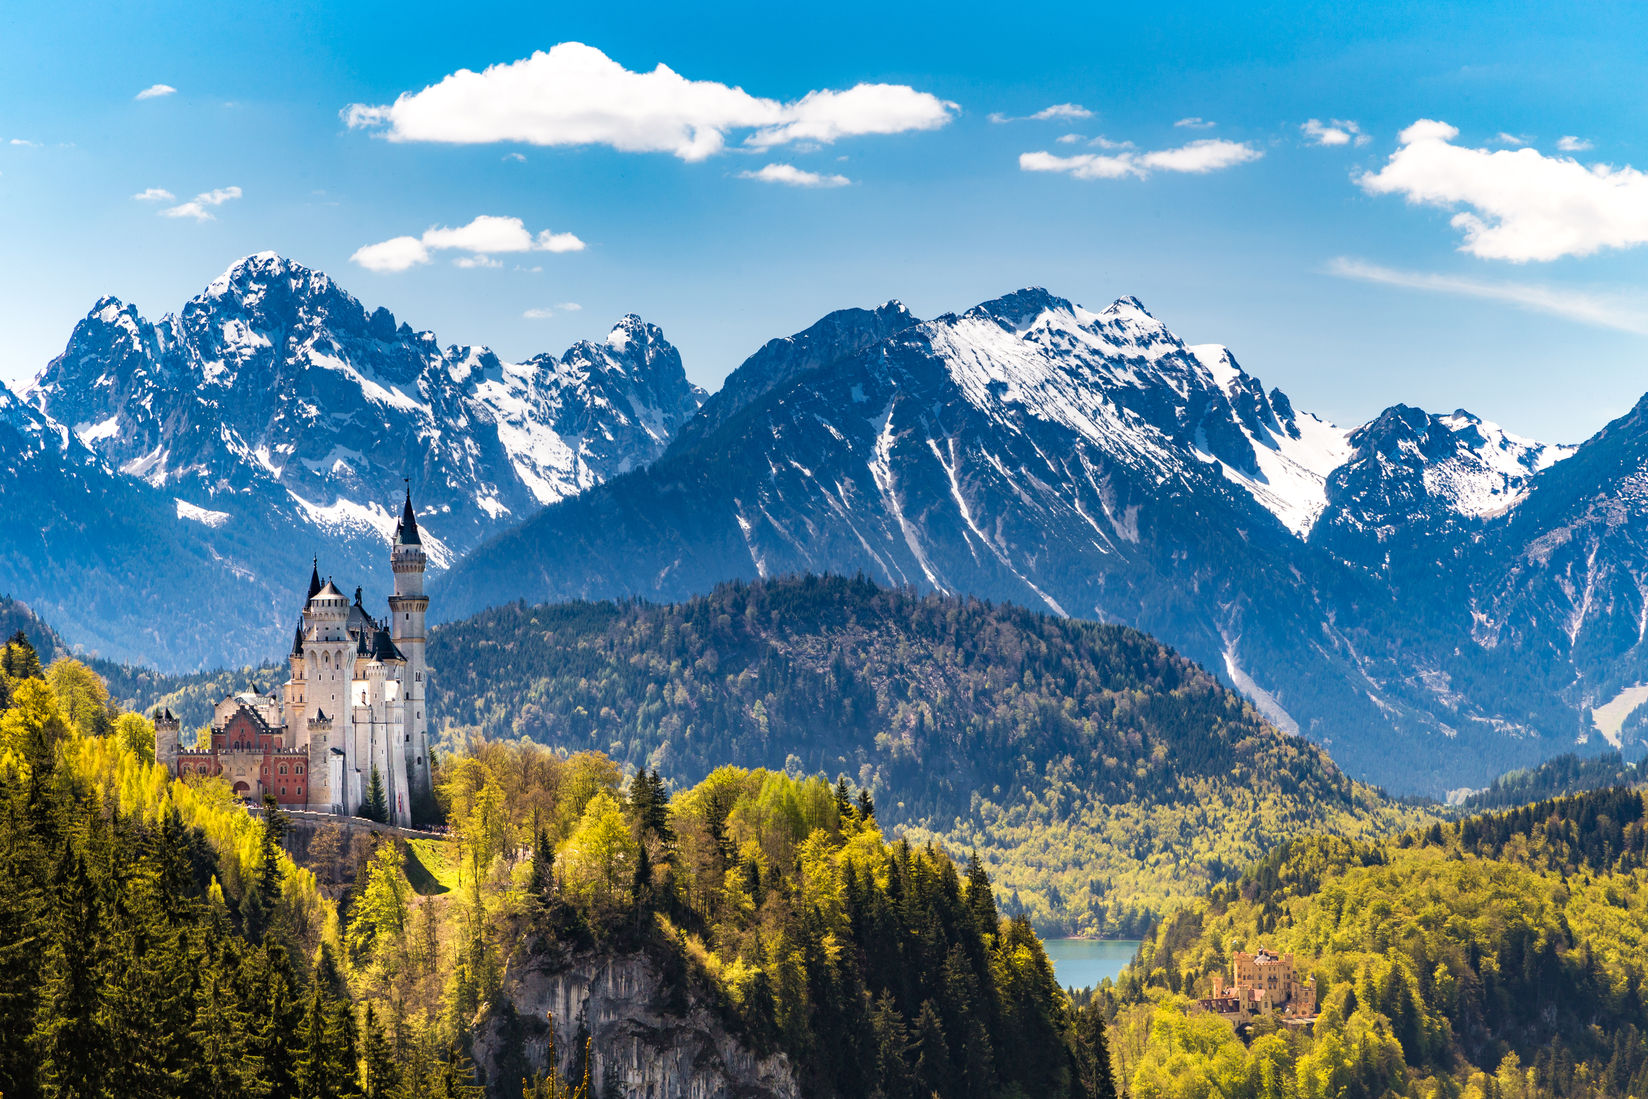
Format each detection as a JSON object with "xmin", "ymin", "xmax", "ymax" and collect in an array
[
  {"xmin": 361, "ymin": 1003, "xmax": 399, "ymax": 1099},
  {"xmin": 31, "ymin": 847, "xmax": 108, "ymax": 1098},
  {"xmin": 856, "ymin": 787, "xmax": 876, "ymax": 821},
  {"xmin": 1074, "ymin": 1000, "xmax": 1119, "ymax": 1099},
  {"xmin": 528, "ymin": 825, "xmax": 555, "ymax": 909},
  {"xmin": 3, "ymin": 630, "xmax": 43, "ymax": 680},
  {"xmin": 363, "ymin": 767, "xmax": 389, "ymax": 824}
]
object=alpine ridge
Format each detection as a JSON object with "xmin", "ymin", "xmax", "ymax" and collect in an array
[
  {"xmin": 435, "ymin": 285, "xmax": 1642, "ymax": 796},
  {"xmin": 9, "ymin": 252, "xmax": 703, "ymax": 668}
]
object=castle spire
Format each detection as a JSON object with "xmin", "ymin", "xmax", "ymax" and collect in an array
[
  {"xmin": 394, "ymin": 481, "xmax": 422, "ymax": 546},
  {"xmin": 307, "ymin": 557, "xmax": 322, "ymax": 600}
]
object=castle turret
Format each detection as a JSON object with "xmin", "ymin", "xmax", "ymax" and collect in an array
[
  {"xmin": 306, "ymin": 709, "xmax": 338, "ymax": 813},
  {"xmin": 154, "ymin": 708, "xmax": 181, "ymax": 771},
  {"xmin": 388, "ymin": 484, "xmax": 432, "ymax": 818}
]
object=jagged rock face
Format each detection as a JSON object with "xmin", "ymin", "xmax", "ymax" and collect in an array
[
  {"xmin": 1312, "ymin": 404, "xmax": 1571, "ymax": 584},
  {"xmin": 11, "ymin": 253, "xmax": 703, "ymax": 669},
  {"xmin": 1467, "ymin": 394, "xmax": 1648, "ymax": 715},
  {"xmin": 439, "ymin": 289, "xmax": 1492, "ymax": 789},
  {"xmin": 670, "ymin": 301, "xmax": 916, "ymax": 455},
  {"xmin": 473, "ymin": 947, "xmax": 797, "ymax": 1099},
  {"xmin": 29, "ymin": 253, "xmax": 704, "ymax": 561}
]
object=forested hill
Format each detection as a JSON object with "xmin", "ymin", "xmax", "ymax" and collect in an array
[
  {"xmin": 1113, "ymin": 787, "xmax": 1648, "ymax": 1097},
  {"xmin": 429, "ymin": 574, "xmax": 1424, "ymax": 933}
]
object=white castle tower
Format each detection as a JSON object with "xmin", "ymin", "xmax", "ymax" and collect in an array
[{"xmin": 389, "ymin": 485, "xmax": 433, "ymax": 816}]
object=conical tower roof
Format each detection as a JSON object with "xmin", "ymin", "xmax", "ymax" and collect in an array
[{"xmin": 393, "ymin": 483, "xmax": 422, "ymax": 547}]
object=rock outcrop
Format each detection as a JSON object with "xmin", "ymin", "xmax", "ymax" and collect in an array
[{"xmin": 474, "ymin": 944, "xmax": 797, "ymax": 1099}]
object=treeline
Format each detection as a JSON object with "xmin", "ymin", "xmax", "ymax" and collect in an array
[
  {"xmin": 428, "ymin": 739, "xmax": 1122, "ymax": 1097},
  {"xmin": 424, "ymin": 574, "xmax": 1423, "ymax": 933},
  {"xmin": 1458, "ymin": 751, "xmax": 1641, "ymax": 812},
  {"xmin": 1106, "ymin": 788, "xmax": 1648, "ymax": 1098},
  {"xmin": 0, "ymin": 631, "xmax": 485, "ymax": 1098},
  {"xmin": 2, "ymin": 625, "xmax": 1126, "ymax": 1097}
]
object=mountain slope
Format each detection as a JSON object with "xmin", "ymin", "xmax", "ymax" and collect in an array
[
  {"xmin": 438, "ymin": 289, "xmax": 1542, "ymax": 792},
  {"xmin": 0, "ymin": 387, "xmax": 292, "ymax": 666},
  {"xmin": 1119, "ymin": 789, "xmax": 1648, "ymax": 1096},
  {"xmin": 13, "ymin": 253, "xmax": 703, "ymax": 669},
  {"xmin": 427, "ymin": 574, "xmax": 1422, "ymax": 933},
  {"xmin": 28, "ymin": 253, "xmax": 703, "ymax": 558}
]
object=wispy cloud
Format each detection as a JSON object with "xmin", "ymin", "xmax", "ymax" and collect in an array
[
  {"xmin": 132, "ymin": 188, "xmax": 175, "ymax": 202},
  {"xmin": 160, "ymin": 186, "xmax": 242, "ymax": 221},
  {"xmin": 991, "ymin": 103, "xmax": 1094, "ymax": 124},
  {"xmin": 1301, "ymin": 118, "xmax": 1369, "ymax": 147},
  {"xmin": 135, "ymin": 83, "xmax": 176, "ymax": 101},
  {"xmin": 1359, "ymin": 120, "xmax": 1648, "ymax": 261},
  {"xmin": 523, "ymin": 302, "xmax": 583, "ymax": 319},
  {"xmin": 1174, "ymin": 117, "xmax": 1215, "ymax": 129},
  {"xmin": 343, "ymin": 42, "xmax": 955, "ymax": 161},
  {"xmin": 8, "ymin": 138, "xmax": 40, "ymax": 147},
  {"xmin": 1021, "ymin": 138, "xmax": 1260, "ymax": 181},
  {"xmin": 351, "ymin": 214, "xmax": 586, "ymax": 273},
  {"xmin": 737, "ymin": 162, "xmax": 851, "ymax": 187},
  {"xmin": 1328, "ymin": 256, "xmax": 1648, "ymax": 335},
  {"xmin": 1557, "ymin": 135, "xmax": 1594, "ymax": 152}
]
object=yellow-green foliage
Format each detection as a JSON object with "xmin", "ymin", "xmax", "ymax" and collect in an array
[
  {"xmin": 909, "ymin": 771, "xmax": 1431, "ymax": 936},
  {"xmin": 70, "ymin": 722, "xmax": 330, "ymax": 945},
  {"xmin": 1114, "ymin": 790, "xmax": 1648, "ymax": 1099}
]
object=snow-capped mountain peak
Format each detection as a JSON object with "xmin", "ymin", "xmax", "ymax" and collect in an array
[{"xmin": 28, "ymin": 253, "xmax": 704, "ymax": 562}]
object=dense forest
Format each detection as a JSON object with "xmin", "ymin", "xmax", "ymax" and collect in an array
[
  {"xmin": 1106, "ymin": 786, "xmax": 1648, "ymax": 1097},
  {"xmin": 422, "ymin": 576, "xmax": 1424, "ymax": 933},
  {"xmin": 1457, "ymin": 750, "xmax": 1642, "ymax": 811},
  {"xmin": 0, "ymin": 626, "xmax": 1120, "ymax": 1097}
]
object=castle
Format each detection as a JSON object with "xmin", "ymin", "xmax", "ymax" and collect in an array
[
  {"xmin": 1195, "ymin": 949, "xmax": 1317, "ymax": 1023},
  {"xmin": 156, "ymin": 489, "xmax": 433, "ymax": 827}
]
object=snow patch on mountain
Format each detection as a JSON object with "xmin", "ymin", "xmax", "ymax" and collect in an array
[
  {"xmin": 174, "ymin": 498, "xmax": 232, "ymax": 528},
  {"xmin": 1431, "ymin": 411, "xmax": 1573, "ymax": 518},
  {"xmin": 1189, "ymin": 345, "xmax": 1353, "ymax": 536}
]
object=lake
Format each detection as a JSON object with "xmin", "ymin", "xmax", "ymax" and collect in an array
[{"xmin": 1041, "ymin": 938, "xmax": 1141, "ymax": 990}]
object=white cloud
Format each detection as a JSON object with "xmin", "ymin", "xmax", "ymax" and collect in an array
[
  {"xmin": 1557, "ymin": 135, "xmax": 1594, "ymax": 152},
  {"xmin": 160, "ymin": 186, "xmax": 242, "ymax": 221},
  {"xmin": 343, "ymin": 42, "xmax": 954, "ymax": 161},
  {"xmin": 1021, "ymin": 138, "xmax": 1261, "ymax": 181},
  {"xmin": 1359, "ymin": 120, "xmax": 1648, "ymax": 261},
  {"xmin": 1175, "ymin": 117, "xmax": 1215, "ymax": 129},
  {"xmin": 9, "ymin": 138, "xmax": 39, "ymax": 147},
  {"xmin": 1494, "ymin": 132, "xmax": 1528, "ymax": 147},
  {"xmin": 503, "ymin": 152, "xmax": 526, "ymax": 163},
  {"xmin": 746, "ymin": 84, "xmax": 956, "ymax": 148},
  {"xmin": 135, "ymin": 84, "xmax": 176, "ymax": 100},
  {"xmin": 1031, "ymin": 103, "xmax": 1093, "ymax": 121},
  {"xmin": 351, "ymin": 214, "xmax": 586, "ymax": 273},
  {"xmin": 1089, "ymin": 136, "xmax": 1135, "ymax": 150},
  {"xmin": 1328, "ymin": 256, "xmax": 1648, "ymax": 335},
  {"xmin": 993, "ymin": 103, "xmax": 1094, "ymax": 124},
  {"xmin": 132, "ymin": 187, "xmax": 175, "ymax": 202},
  {"xmin": 1056, "ymin": 133, "xmax": 1084, "ymax": 145},
  {"xmin": 737, "ymin": 162, "xmax": 851, "ymax": 187},
  {"xmin": 1301, "ymin": 118, "xmax": 1369, "ymax": 147},
  {"xmin": 523, "ymin": 302, "xmax": 583, "ymax": 319},
  {"xmin": 351, "ymin": 236, "xmax": 429, "ymax": 273}
]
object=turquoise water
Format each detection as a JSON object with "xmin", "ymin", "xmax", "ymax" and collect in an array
[{"xmin": 1041, "ymin": 938, "xmax": 1142, "ymax": 990}]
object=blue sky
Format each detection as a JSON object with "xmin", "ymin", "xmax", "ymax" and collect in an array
[{"xmin": 2, "ymin": 0, "xmax": 1645, "ymax": 442}]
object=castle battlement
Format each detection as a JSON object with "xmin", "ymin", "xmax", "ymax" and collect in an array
[{"xmin": 157, "ymin": 486, "xmax": 433, "ymax": 826}]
